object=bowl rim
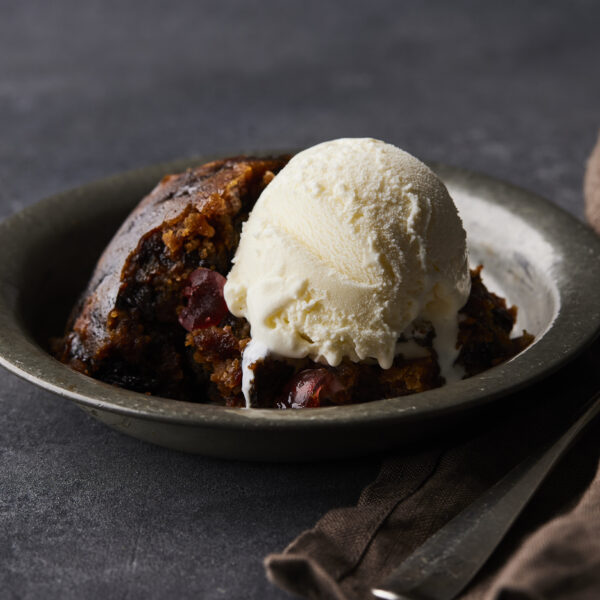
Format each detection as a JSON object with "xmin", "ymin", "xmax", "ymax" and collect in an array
[{"xmin": 1, "ymin": 154, "xmax": 599, "ymax": 431}]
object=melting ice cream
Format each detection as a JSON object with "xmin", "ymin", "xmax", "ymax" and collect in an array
[{"xmin": 224, "ymin": 138, "xmax": 471, "ymax": 406}]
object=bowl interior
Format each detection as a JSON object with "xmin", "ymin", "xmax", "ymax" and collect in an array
[{"xmin": 452, "ymin": 185, "xmax": 559, "ymax": 340}]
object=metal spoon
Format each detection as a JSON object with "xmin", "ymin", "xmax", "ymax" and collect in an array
[{"xmin": 372, "ymin": 389, "xmax": 600, "ymax": 600}]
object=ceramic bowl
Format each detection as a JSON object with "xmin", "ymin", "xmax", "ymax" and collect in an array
[{"xmin": 1, "ymin": 155, "xmax": 599, "ymax": 460}]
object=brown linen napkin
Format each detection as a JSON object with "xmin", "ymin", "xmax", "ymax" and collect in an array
[
  {"xmin": 585, "ymin": 132, "xmax": 600, "ymax": 234},
  {"xmin": 265, "ymin": 140, "xmax": 600, "ymax": 600}
]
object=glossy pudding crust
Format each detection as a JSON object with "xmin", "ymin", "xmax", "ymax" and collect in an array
[{"xmin": 55, "ymin": 156, "xmax": 289, "ymax": 400}]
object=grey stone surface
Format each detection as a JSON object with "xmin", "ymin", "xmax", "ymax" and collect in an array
[{"xmin": 0, "ymin": 0, "xmax": 599, "ymax": 598}]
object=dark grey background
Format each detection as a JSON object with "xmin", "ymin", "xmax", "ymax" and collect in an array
[{"xmin": 1, "ymin": 1, "xmax": 599, "ymax": 598}]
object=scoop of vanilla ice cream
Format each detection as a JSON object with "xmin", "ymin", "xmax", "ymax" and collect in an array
[{"xmin": 224, "ymin": 138, "xmax": 470, "ymax": 375}]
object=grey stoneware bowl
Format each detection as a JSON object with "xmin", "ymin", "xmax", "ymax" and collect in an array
[{"xmin": 1, "ymin": 154, "xmax": 600, "ymax": 461}]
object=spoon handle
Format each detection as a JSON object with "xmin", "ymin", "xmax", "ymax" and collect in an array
[{"xmin": 372, "ymin": 389, "xmax": 600, "ymax": 600}]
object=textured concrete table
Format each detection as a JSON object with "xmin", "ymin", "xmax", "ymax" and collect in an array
[{"xmin": 1, "ymin": 2, "xmax": 599, "ymax": 598}]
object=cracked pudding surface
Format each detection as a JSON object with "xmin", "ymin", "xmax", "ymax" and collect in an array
[{"xmin": 55, "ymin": 156, "xmax": 288, "ymax": 402}]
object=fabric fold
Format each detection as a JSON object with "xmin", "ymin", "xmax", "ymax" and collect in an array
[{"xmin": 585, "ymin": 132, "xmax": 600, "ymax": 235}]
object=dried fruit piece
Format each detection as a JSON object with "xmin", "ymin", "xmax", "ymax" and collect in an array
[
  {"xmin": 277, "ymin": 368, "xmax": 347, "ymax": 409},
  {"xmin": 178, "ymin": 268, "xmax": 228, "ymax": 332}
]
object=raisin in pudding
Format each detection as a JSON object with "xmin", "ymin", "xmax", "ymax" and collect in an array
[{"xmin": 55, "ymin": 139, "xmax": 533, "ymax": 408}]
